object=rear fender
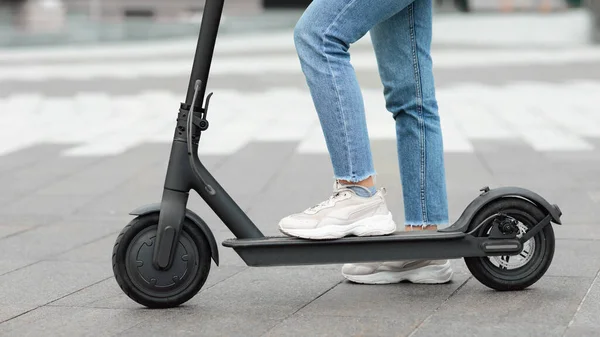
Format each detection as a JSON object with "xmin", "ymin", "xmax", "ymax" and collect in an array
[{"xmin": 440, "ymin": 187, "xmax": 562, "ymax": 234}]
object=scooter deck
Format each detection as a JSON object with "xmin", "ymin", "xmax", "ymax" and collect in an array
[{"xmin": 222, "ymin": 231, "xmax": 521, "ymax": 267}]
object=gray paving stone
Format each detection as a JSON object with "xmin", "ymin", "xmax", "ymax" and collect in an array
[
  {"xmin": 114, "ymin": 311, "xmax": 280, "ymax": 337},
  {"xmin": 0, "ymin": 261, "xmax": 111, "ymax": 308},
  {"xmin": 474, "ymin": 144, "xmax": 600, "ymax": 191},
  {"xmin": 263, "ymin": 314, "xmax": 415, "ymax": 337},
  {"xmin": 447, "ymin": 191, "xmax": 491, "ymax": 223},
  {"xmin": 0, "ymin": 218, "xmax": 121, "ymax": 261},
  {"xmin": 0, "ymin": 156, "xmax": 98, "ymax": 205},
  {"xmin": 73, "ymin": 153, "xmax": 226, "ymax": 217},
  {"xmin": 0, "ymin": 144, "xmax": 72, "ymax": 175},
  {"xmin": 447, "ymin": 259, "xmax": 471, "ymax": 276},
  {"xmin": 0, "ymin": 213, "xmax": 61, "ymax": 227},
  {"xmin": 476, "ymin": 147, "xmax": 550, "ymax": 175},
  {"xmin": 444, "ymin": 153, "xmax": 497, "ymax": 191},
  {"xmin": 48, "ymin": 235, "xmax": 118, "ymax": 263},
  {"xmin": 73, "ymin": 178, "xmax": 165, "ymax": 216},
  {"xmin": 32, "ymin": 144, "xmax": 168, "ymax": 197},
  {"xmin": 491, "ymin": 171, "xmax": 580, "ymax": 190},
  {"xmin": 545, "ymin": 240, "xmax": 600, "ymax": 278},
  {"xmin": 245, "ymin": 153, "xmax": 335, "ymax": 232},
  {"xmin": 371, "ymin": 139, "xmax": 401, "ymax": 177},
  {"xmin": 0, "ymin": 259, "xmax": 35, "ymax": 276},
  {"xmin": 574, "ymin": 173, "xmax": 600, "ymax": 189},
  {"xmin": 525, "ymin": 189, "xmax": 600, "ymax": 225},
  {"xmin": 0, "ymin": 223, "xmax": 39, "ymax": 239},
  {"xmin": 190, "ymin": 266, "xmax": 344, "ymax": 320},
  {"xmin": 585, "ymin": 137, "xmax": 600, "ymax": 150},
  {"xmin": 542, "ymin": 150, "xmax": 600, "ymax": 165},
  {"xmin": 414, "ymin": 276, "xmax": 592, "ymax": 327},
  {"xmin": 295, "ymin": 273, "xmax": 470, "ymax": 319},
  {"xmin": 0, "ymin": 194, "xmax": 100, "ymax": 216},
  {"xmin": 0, "ymin": 306, "xmax": 152, "ymax": 337},
  {"xmin": 554, "ymin": 224, "xmax": 600, "ymax": 240},
  {"xmin": 471, "ymin": 139, "xmax": 532, "ymax": 153},
  {"xmin": 411, "ymin": 321, "xmax": 567, "ymax": 337},
  {"xmin": 0, "ymin": 305, "xmax": 33, "ymax": 323},
  {"xmin": 565, "ymin": 273, "xmax": 600, "ymax": 330},
  {"xmin": 563, "ymin": 326, "xmax": 600, "ymax": 337},
  {"xmin": 260, "ymin": 152, "xmax": 335, "ymax": 191},
  {"xmin": 52, "ymin": 266, "xmax": 246, "ymax": 309},
  {"xmin": 589, "ymin": 190, "xmax": 600, "ymax": 204},
  {"xmin": 209, "ymin": 141, "xmax": 298, "ymax": 199}
]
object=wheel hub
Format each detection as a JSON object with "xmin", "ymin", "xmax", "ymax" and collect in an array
[
  {"xmin": 125, "ymin": 227, "xmax": 198, "ymax": 298},
  {"xmin": 489, "ymin": 223, "xmax": 535, "ymax": 270}
]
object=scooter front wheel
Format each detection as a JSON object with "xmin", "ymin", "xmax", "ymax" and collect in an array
[
  {"xmin": 464, "ymin": 197, "xmax": 555, "ymax": 291},
  {"xmin": 112, "ymin": 213, "xmax": 211, "ymax": 308}
]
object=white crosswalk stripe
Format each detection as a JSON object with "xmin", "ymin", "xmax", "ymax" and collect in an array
[
  {"xmin": 2, "ymin": 47, "xmax": 600, "ymax": 81},
  {"xmin": 0, "ymin": 81, "xmax": 597, "ymax": 157}
]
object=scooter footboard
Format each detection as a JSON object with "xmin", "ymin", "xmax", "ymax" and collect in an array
[{"xmin": 222, "ymin": 232, "xmax": 522, "ymax": 267}]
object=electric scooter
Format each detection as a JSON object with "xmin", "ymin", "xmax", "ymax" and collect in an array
[{"xmin": 111, "ymin": 0, "xmax": 563, "ymax": 309}]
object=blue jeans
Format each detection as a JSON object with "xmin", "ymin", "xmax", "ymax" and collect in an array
[{"xmin": 294, "ymin": 0, "xmax": 449, "ymax": 227}]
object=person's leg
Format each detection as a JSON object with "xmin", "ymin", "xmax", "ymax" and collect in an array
[
  {"xmin": 278, "ymin": 0, "xmax": 416, "ymax": 240},
  {"xmin": 341, "ymin": 0, "xmax": 453, "ymax": 284},
  {"xmin": 371, "ymin": 0, "xmax": 449, "ymax": 230}
]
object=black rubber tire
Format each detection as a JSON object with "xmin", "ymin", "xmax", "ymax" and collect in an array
[
  {"xmin": 112, "ymin": 213, "xmax": 211, "ymax": 308},
  {"xmin": 464, "ymin": 197, "xmax": 555, "ymax": 291}
]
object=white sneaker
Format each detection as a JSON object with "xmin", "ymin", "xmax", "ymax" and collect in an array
[
  {"xmin": 342, "ymin": 260, "xmax": 453, "ymax": 284},
  {"xmin": 278, "ymin": 182, "xmax": 397, "ymax": 240}
]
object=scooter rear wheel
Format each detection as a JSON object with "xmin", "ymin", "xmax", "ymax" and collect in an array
[
  {"xmin": 464, "ymin": 197, "xmax": 555, "ymax": 291},
  {"xmin": 112, "ymin": 213, "xmax": 211, "ymax": 308}
]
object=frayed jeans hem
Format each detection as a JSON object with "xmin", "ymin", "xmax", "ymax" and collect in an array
[{"xmin": 334, "ymin": 171, "xmax": 377, "ymax": 184}]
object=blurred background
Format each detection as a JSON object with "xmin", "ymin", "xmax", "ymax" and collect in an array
[
  {"xmin": 1, "ymin": 1, "xmax": 600, "ymax": 335},
  {"xmin": 0, "ymin": 0, "xmax": 596, "ymax": 46}
]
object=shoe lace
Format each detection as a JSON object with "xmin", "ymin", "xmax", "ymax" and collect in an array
[{"xmin": 306, "ymin": 191, "xmax": 345, "ymax": 213}]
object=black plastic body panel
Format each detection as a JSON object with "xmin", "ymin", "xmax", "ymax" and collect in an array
[
  {"xmin": 440, "ymin": 186, "xmax": 562, "ymax": 234},
  {"xmin": 130, "ymin": 203, "xmax": 220, "ymax": 266},
  {"xmin": 222, "ymin": 232, "xmax": 523, "ymax": 267},
  {"xmin": 153, "ymin": 189, "xmax": 189, "ymax": 269}
]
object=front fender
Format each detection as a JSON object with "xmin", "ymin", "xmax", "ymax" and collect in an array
[
  {"xmin": 440, "ymin": 186, "xmax": 562, "ymax": 233},
  {"xmin": 130, "ymin": 203, "xmax": 219, "ymax": 266}
]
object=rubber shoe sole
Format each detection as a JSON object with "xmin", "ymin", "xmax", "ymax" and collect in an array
[
  {"xmin": 279, "ymin": 212, "xmax": 396, "ymax": 240},
  {"xmin": 342, "ymin": 261, "xmax": 454, "ymax": 285}
]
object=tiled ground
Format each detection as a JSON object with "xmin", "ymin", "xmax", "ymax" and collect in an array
[
  {"xmin": 1, "ymin": 10, "xmax": 599, "ymax": 337},
  {"xmin": 0, "ymin": 138, "xmax": 599, "ymax": 336}
]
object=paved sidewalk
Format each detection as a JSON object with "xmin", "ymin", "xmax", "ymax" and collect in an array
[{"xmin": 1, "ymin": 11, "xmax": 600, "ymax": 337}]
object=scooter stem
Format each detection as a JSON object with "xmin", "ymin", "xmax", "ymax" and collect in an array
[
  {"xmin": 152, "ymin": 0, "xmax": 263, "ymax": 270},
  {"xmin": 184, "ymin": 0, "xmax": 224, "ymax": 108}
]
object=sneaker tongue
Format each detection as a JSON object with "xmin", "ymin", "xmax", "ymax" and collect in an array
[{"xmin": 333, "ymin": 180, "xmax": 346, "ymax": 192}]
